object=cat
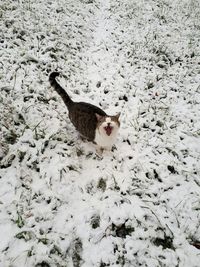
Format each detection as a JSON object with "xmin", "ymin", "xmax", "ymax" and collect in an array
[{"xmin": 49, "ymin": 72, "xmax": 120, "ymax": 151}]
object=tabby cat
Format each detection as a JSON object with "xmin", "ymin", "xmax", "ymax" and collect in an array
[{"xmin": 49, "ymin": 72, "xmax": 120, "ymax": 150}]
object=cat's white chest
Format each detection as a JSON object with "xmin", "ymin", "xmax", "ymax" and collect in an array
[{"xmin": 94, "ymin": 129, "xmax": 118, "ymax": 149}]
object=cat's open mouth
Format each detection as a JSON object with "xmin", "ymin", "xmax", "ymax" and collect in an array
[{"xmin": 104, "ymin": 126, "xmax": 113, "ymax": 136}]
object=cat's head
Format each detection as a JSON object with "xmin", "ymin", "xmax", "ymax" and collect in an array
[{"xmin": 95, "ymin": 113, "xmax": 120, "ymax": 137}]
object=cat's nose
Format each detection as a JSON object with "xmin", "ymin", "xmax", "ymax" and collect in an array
[{"xmin": 107, "ymin": 122, "xmax": 111, "ymax": 126}]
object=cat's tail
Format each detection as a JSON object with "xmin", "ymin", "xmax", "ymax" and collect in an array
[{"xmin": 49, "ymin": 72, "xmax": 73, "ymax": 108}]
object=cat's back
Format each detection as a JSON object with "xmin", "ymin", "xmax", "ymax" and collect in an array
[{"xmin": 71, "ymin": 102, "xmax": 106, "ymax": 116}]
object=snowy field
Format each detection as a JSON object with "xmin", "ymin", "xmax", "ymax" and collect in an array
[{"xmin": 0, "ymin": 0, "xmax": 200, "ymax": 266}]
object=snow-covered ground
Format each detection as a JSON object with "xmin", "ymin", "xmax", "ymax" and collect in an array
[{"xmin": 0, "ymin": 0, "xmax": 200, "ymax": 266}]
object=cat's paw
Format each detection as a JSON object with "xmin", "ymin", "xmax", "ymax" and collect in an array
[{"xmin": 95, "ymin": 147, "xmax": 104, "ymax": 158}]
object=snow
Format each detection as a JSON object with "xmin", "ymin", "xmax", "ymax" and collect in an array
[{"xmin": 0, "ymin": 0, "xmax": 200, "ymax": 266}]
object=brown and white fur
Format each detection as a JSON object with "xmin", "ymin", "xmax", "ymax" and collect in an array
[
  {"xmin": 95, "ymin": 115, "xmax": 120, "ymax": 151},
  {"xmin": 49, "ymin": 72, "xmax": 120, "ymax": 152}
]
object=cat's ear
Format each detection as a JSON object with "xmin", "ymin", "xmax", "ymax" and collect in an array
[
  {"xmin": 115, "ymin": 112, "xmax": 121, "ymax": 120},
  {"xmin": 95, "ymin": 113, "xmax": 104, "ymax": 121}
]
